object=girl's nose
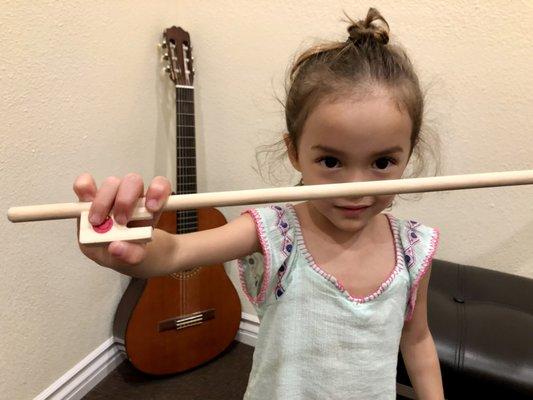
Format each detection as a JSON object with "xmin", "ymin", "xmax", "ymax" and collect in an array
[
  {"xmin": 345, "ymin": 170, "xmax": 370, "ymax": 184},
  {"xmin": 342, "ymin": 171, "xmax": 372, "ymax": 202}
]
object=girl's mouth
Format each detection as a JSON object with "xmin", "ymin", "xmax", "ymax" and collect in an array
[{"xmin": 334, "ymin": 205, "xmax": 370, "ymax": 217}]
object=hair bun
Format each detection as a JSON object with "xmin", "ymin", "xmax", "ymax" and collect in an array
[{"xmin": 347, "ymin": 7, "xmax": 390, "ymax": 45}]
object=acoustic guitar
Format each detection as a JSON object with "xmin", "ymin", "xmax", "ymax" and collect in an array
[{"xmin": 113, "ymin": 26, "xmax": 242, "ymax": 375}]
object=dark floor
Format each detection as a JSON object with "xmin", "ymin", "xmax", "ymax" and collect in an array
[
  {"xmin": 84, "ymin": 341, "xmax": 254, "ymax": 400},
  {"xmin": 84, "ymin": 341, "xmax": 410, "ymax": 399}
]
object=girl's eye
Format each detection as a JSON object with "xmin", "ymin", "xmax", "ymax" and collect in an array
[
  {"xmin": 373, "ymin": 157, "xmax": 397, "ymax": 170},
  {"xmin": 318, "ymin": 156, "xmax": 341, "ymax": 169}
]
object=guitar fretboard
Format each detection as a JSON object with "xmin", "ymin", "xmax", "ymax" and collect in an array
[{"xmin": 176, "ymin": 85, "xmax": 198, "ymax": 234}]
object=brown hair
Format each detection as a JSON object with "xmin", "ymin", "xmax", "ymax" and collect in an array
[{"xmin": 256, "ymin": 7, "xmax": 440, "ymax": 185}]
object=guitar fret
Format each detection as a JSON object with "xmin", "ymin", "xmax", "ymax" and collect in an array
[
  {"xmin": 176, "ymin": 138, "xmax": 195, "ymax": 145},
  {"xmin": 177, "ymin": 114, "xmax": 194, "ymax": 123},
  {"xmin": 176, "ymin": 104, "xmax": 194, "ymax": 113},
  {"xmin": 174, "ymin": 80, "xmax": 197, "ymax": 208}
]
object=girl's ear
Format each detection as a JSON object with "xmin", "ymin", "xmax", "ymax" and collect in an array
[{"xmin": 284, "ymin": 133, "xmax": 301, "ymax": 172}]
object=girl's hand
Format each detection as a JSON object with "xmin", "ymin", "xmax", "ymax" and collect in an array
[{"xmin": 73, "ymin": 173, "xmax": 172, "ymax": 270}]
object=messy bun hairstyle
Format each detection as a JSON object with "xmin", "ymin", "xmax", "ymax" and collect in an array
[{"xmin": 257, "ymin": 7, "xmax": 440, "ymax": 185}]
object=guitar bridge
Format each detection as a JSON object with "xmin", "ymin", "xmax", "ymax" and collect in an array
[{"xmin": 158, "ymin": 309, "xmax": 215, "ymax": 332}]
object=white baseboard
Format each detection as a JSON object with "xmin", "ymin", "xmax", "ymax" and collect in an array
[
  {"xmin": 235, "ymin": 312, "xmax": 260, "ymax": 347},
  {"xmin": 34, "ymin": 313, "xmax": 258, "ymax": 400},
  {"xmin": 34, "ymin": 337, "xmax": 126, "ymax": 400}
]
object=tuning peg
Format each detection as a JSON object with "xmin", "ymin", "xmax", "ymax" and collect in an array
[
  {"xmin": 162, "ymin": 53, "xmax": 169, "ymax": 60},
  {"xmin": 164, "ymin": 66, "xmax": 171, "ymax": 73}
]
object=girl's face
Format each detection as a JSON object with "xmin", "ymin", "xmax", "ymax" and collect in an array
[{"xmin": 287, "ymin": 90, "xmax": 413, "ymax": 235}]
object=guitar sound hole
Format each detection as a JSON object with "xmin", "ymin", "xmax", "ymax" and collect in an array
[{"xmin": 171, "ymin": 267, "xmax": 201, "ymax": 279}]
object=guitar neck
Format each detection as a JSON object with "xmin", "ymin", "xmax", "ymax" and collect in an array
[
  {"xmin": 176, "ymin": 85, "xmax": 198, "ymax": 195},
  {"xmin": 176, "ymin": 84, "xmax": 198, "ymax": 233}
]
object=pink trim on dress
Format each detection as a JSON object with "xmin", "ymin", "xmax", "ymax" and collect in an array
[
  {"xmin": 405, "ymin": 227, "xmax": 440, "ymax": 321},
  {"xmin": 237, "ymin": 209, "xmax": 271, "ymax": 305},
  {"xmin": 287, "ymin": 204, "xmax": 404, "ymax": 304}
]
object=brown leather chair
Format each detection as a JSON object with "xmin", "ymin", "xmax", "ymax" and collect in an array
[{"xmin": 396, "ymin": 259, "xmax": 533, "ymax": 399}]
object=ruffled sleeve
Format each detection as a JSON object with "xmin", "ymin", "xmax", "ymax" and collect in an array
[
  {"xmin": 237, "ymin": 205, "xmax": 296, "ymax": 313},
  {"xmin": 397, "ymin": 219, "xmax": 440, "ymax": 321}
]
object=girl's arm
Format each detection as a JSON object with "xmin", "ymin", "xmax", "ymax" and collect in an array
[
  {"xmin": 126, "ymin": 213, "xmax": 260, "ymax": 278},
  {"xmin": 399, "ymin": 265, "xmax": 445, "ymax": 400},
  {"xmin": 74, "ymin": 173, "xmax": 260, "ymax": 278}
]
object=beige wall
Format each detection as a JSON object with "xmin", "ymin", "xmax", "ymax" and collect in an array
[{"xmin": 1, "ymin": 1, "xmax": 531, "ymax": 398}]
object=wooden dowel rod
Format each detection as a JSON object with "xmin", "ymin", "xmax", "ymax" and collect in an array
[{"xmin": 7, "ymin": 170, "xmax": 533, "ymax": 223}]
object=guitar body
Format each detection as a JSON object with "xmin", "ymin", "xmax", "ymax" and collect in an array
[
  {"xmin": 113, "ymin": 27, "xmax": 242, "ymax": 375},
  {"xmin": 114, "ymin": 208, "xmax": 242, "ymax": 375}
]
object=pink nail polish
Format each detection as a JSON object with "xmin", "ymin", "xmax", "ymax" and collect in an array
[{"xmin": 147, "ymin": 200, "xmax": 158, "ymax": 209}]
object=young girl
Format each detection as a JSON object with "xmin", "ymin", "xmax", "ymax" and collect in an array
[{"xmin": 74, "ymin": 8, "xmax": 444, "ymax": 400}]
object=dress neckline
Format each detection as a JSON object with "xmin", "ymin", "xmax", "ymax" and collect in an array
[{"xmin": 285, "ymin": 203, "xmax": 405, "ymax": 304}]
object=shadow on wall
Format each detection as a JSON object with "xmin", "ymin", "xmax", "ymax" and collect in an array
[
  {"xmin": 467, "ymin": 218, "xmax": 533, "ymax": 277},
  {"xmin": 155, "ymin": 37, "xmax": 177, "ymax": 187}
]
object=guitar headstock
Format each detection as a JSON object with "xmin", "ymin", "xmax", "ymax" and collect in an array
[{"xmin": 161, "ymin": 27, "xmax": 194, "ymax": 86}]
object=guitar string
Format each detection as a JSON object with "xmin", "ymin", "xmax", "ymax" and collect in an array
[
  {"xmin": 178, "ymin": 81, "xmax": 198, "ymax": 313},
  {"xmin": 179, "ymin": 83, "xmax": 195, "ymax": 309},
  {"xmin": 180, "ymin": 81, "xmax": 183, "ymax": 311},
  {"xmin": 178, "ymin": 77, "xmax": 183, "ymax": 311}
]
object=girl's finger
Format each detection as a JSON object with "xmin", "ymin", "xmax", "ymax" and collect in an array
[
  {"xmin": 113, "ymin": 173, "xmax": 145, "ymax": 225},
  {"xmin": 145, "ymin": 176, "xmax": 172, "ymax": 213},
  {"xmin": 108, "ymin": 241, "xmax": 147, "ymax": 266},
  {"xmin": 73, "ymin": 173, "xmax": 97, "ymax": 202},
  {"xmin": 74, "ymin": 173, "xmax": 98, "ymax": 241},
  {"xmin": 89, "ymin": 176, "xmax": 121, "ymax": 225}
]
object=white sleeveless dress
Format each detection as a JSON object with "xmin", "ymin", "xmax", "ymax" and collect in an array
[{"xmin": 238, "ymin": 203, "xmax": 440, "ymax": 400}]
